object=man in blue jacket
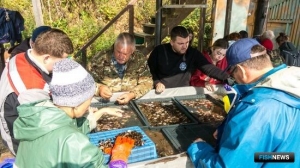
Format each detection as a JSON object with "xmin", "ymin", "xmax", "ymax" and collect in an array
[{"xmin": 187, "ymin": 38, "xmax": 300, "ymax": 168}]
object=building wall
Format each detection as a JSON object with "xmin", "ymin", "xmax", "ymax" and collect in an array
[
  {"xmin": 212, "ymin": 0, "xmax": 299, "ymax": 50},
  {"xmin": 267, "ymin": 0, "xmax": 300, "ymax": 49},
  {"xmin": 212, "ymin": 0, "xmax": 254, "ymax": 42}
]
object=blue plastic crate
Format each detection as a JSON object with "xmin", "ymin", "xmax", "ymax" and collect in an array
[{"xmin": 88, "ymin": 126, "xmax": 157, "ymax": 164}]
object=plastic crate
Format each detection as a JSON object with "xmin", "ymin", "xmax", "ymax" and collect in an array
[
  {"xmin": 162, "ymin": 124, "xmax": 217, "ymax": 152},
  {"xmin": 88, "ymin": 126, "xmax": 158, "ymax": 164},
  {"xmin": 174, "ymin": 94, "xmax": 226, "ymax": 125},
  {"xmin": 90, "ymin": 101, "xmax": 147, "ymax": 132},
  {"xmin": 131, "ymin": 98, "xmax": 198, "ymax": 128}
]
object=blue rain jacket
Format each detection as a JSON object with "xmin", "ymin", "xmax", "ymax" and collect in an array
[{"xmin": 187, "ymin": 65, "xmax": 300, "ymax": 168}]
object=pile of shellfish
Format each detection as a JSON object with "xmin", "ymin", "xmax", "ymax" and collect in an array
[
  {"xmin": 180, "ymin": 99, "xmax": 226, "ymax": 123},
  {"xmin": 95, "ymin": 106, "xmax": 140, "ymax": 131},
  {"xmin": 98, "ymin": 130, "xmax": 144, "ymax": 153},
  {"xmin": 138, "ymin": 101, "xmax": 191, "ymax": 126}
]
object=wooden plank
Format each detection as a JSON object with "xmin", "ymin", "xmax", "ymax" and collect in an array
[
  {"xmin": 269, "ymin": 0, "xmax": 291, "ymax": 8},
  {"xmin": 134, "ymin": 32, "xmax": 155, "ymax": 38},
  {"xmin": 162, "ymin": 4, "xmax": 207, "ymax": 8},
  {"xmin": 143, "ymin": 23, "xmax": 156, "ymax": 27},
  {"xmin": 292, "ymin": 1, "xmax": 300, "ymax": 49},
  {"xmin": 278, "ymin": 2, "xmax": 283, "ymax": 20},
  {"xmin": 290, "ymin": 0, "xmax": 297, "ymax": 46},
  {"xmin": 283, "ymin": 1, "xmax": 288, "ymax": 20},
  {"xmin": 287, "ymin": 0, "xmax": 292, "ymax": 20},
  {"xmin": 269, "ymin": 6, "xmax": 274, "ymax": 20},
  {"xmin": 268, "ymin": 20, "xmax": 293, "ymax": 24},
  {"xmin": 129, "ymin": 5, "xmax": 134, "ymax": 34},
  {"xmin": 274, "ymin": 5, "xmax": 278, "ymax": 20}
]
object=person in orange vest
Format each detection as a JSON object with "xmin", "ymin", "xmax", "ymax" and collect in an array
[{"xmin": 0, "ymin": 28, "xmax": 73, "ymax": 155}]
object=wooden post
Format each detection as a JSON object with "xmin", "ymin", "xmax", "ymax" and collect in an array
[
  {"xmin": 198, "ymin": 0, "xmax": 207, "ymax": 52},
  {"xmin": 224, "ymin": 0, "xmax": 233, "ymax": 36},
  {"xmin": 253, "ymin": 0, "xmax": 269, "ymax": 36},
  {"xmin": 129, "ymin": 5, "xmax": 134, "ymax": 34},
  {"xmin": 32, "ymin": 0, "xmax": 44, "ymax": 26},
  {"xmin": 155, "ymin": 0, "xmax": 162, "ymax": 46}
]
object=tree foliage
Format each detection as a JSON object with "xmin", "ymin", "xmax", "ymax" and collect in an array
[
  {"xmin": 1, "ymin": 0, "xmax": 212, "ymax": 58},
  {"xmin": 1, "ymin": 0, "xmax": 155, "ymax": 58}
]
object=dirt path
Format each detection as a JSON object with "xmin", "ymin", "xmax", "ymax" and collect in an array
[{"xmin": 0, "ymin": 140, "xmax": 14, "ymax": 163}]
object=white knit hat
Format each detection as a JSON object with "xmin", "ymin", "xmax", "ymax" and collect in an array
[{"xmin": 50, "ymin": 59, "xmax": 95, "ymax": 107}]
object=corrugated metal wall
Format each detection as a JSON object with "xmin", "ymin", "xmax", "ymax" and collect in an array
[{"xmin": 267, "ymin": 0, "xmax": 300, "ymax": 49}]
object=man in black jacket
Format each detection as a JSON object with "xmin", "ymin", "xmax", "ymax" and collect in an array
[
  {"xmin": 147, "ymin": 26, "xmax": 229, "ymax": 93},
  {"xmin": 276, "ymin": 32, "xmax": 300, "ymax": 67}
]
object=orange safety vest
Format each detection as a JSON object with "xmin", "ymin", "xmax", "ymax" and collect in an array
[{"xmin": 7, "ymin": 52, "xmax": 48, "ymax": 95}]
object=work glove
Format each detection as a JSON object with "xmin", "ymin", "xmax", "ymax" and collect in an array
[{"xmin": 108, "ymin": 136, "xmax": 135, "ymax": 168}]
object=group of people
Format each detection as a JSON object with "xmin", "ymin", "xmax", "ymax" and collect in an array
[
  {"xmin": 187, "ymin": 37, "xmax": 300, "ymax": 168},
  {"xmin": 0, "ymin": 28, "xmax": 137, "ymax": 167},
  {"xmin": 0, "ymin": 24, "xmax": 299, "ymax": 168},
  {"xmin": 0, "ymin": 25, "xmax": 230, "ymax": 167}
]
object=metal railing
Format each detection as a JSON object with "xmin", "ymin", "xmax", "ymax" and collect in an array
[{"xmin": 74, "ymin": 0, "xmax": 137, "ymax": 68}]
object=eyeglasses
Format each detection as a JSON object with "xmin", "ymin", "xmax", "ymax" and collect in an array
[
  {"xmin": 227, "ymin": 65, "xmax": 238, "ymax": 86},
  {"xmin": 228, "ymin": 65, "xmax": 237, "ymax": 77}
]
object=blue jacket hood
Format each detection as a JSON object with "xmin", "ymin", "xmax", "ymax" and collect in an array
[{"xmin": 233, "ymin": 64, "xmax": 300, "ymax": 108}]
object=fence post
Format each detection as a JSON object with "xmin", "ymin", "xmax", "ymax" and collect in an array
[
  {"xmin": 129, "ymin": 5, "xmax": 134, "ymax": 34},
  {"xmin": 155, "ymin": 0, "xmax": 162, "ymax": 46},
  {"xmin": 198, "ymin": 0, "xmax": 207, "ymax": 52}
]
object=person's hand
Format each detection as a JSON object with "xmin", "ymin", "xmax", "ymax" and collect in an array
[
  {"xmin": 193, "ymin": 138, "xmax": 205, "ymax": 143},
  {"xmin": 94, "ymin": 107, "xmax": 124, "ymax": 120},
  {"xmin": 205, "ymin": 82, "xmax": 215, "ymax": 92},
  {"xmin": 88, "ymin": 107, "xmax": 98, "ymax": 113},
  {"xmin": 99, "ymin": 85, "xmax": 113, "ymax": 99},
  {"xmin": 155, "ymin": 82, "xmax": 165, "ymax": 93},
  {"xmin": 110, "ymin": 136, "xmax": 135, "ymax": 162},
  {"xmin": 116, "ymin": 92, "xmax": 135, "ymax": 105},
  {"xmin": 213, "ymin": 130, "xmax": 218, "ymax": 140},
  {"xmin": 104, "ymin": 108, "xmax": 124, "ymax": 117}
]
